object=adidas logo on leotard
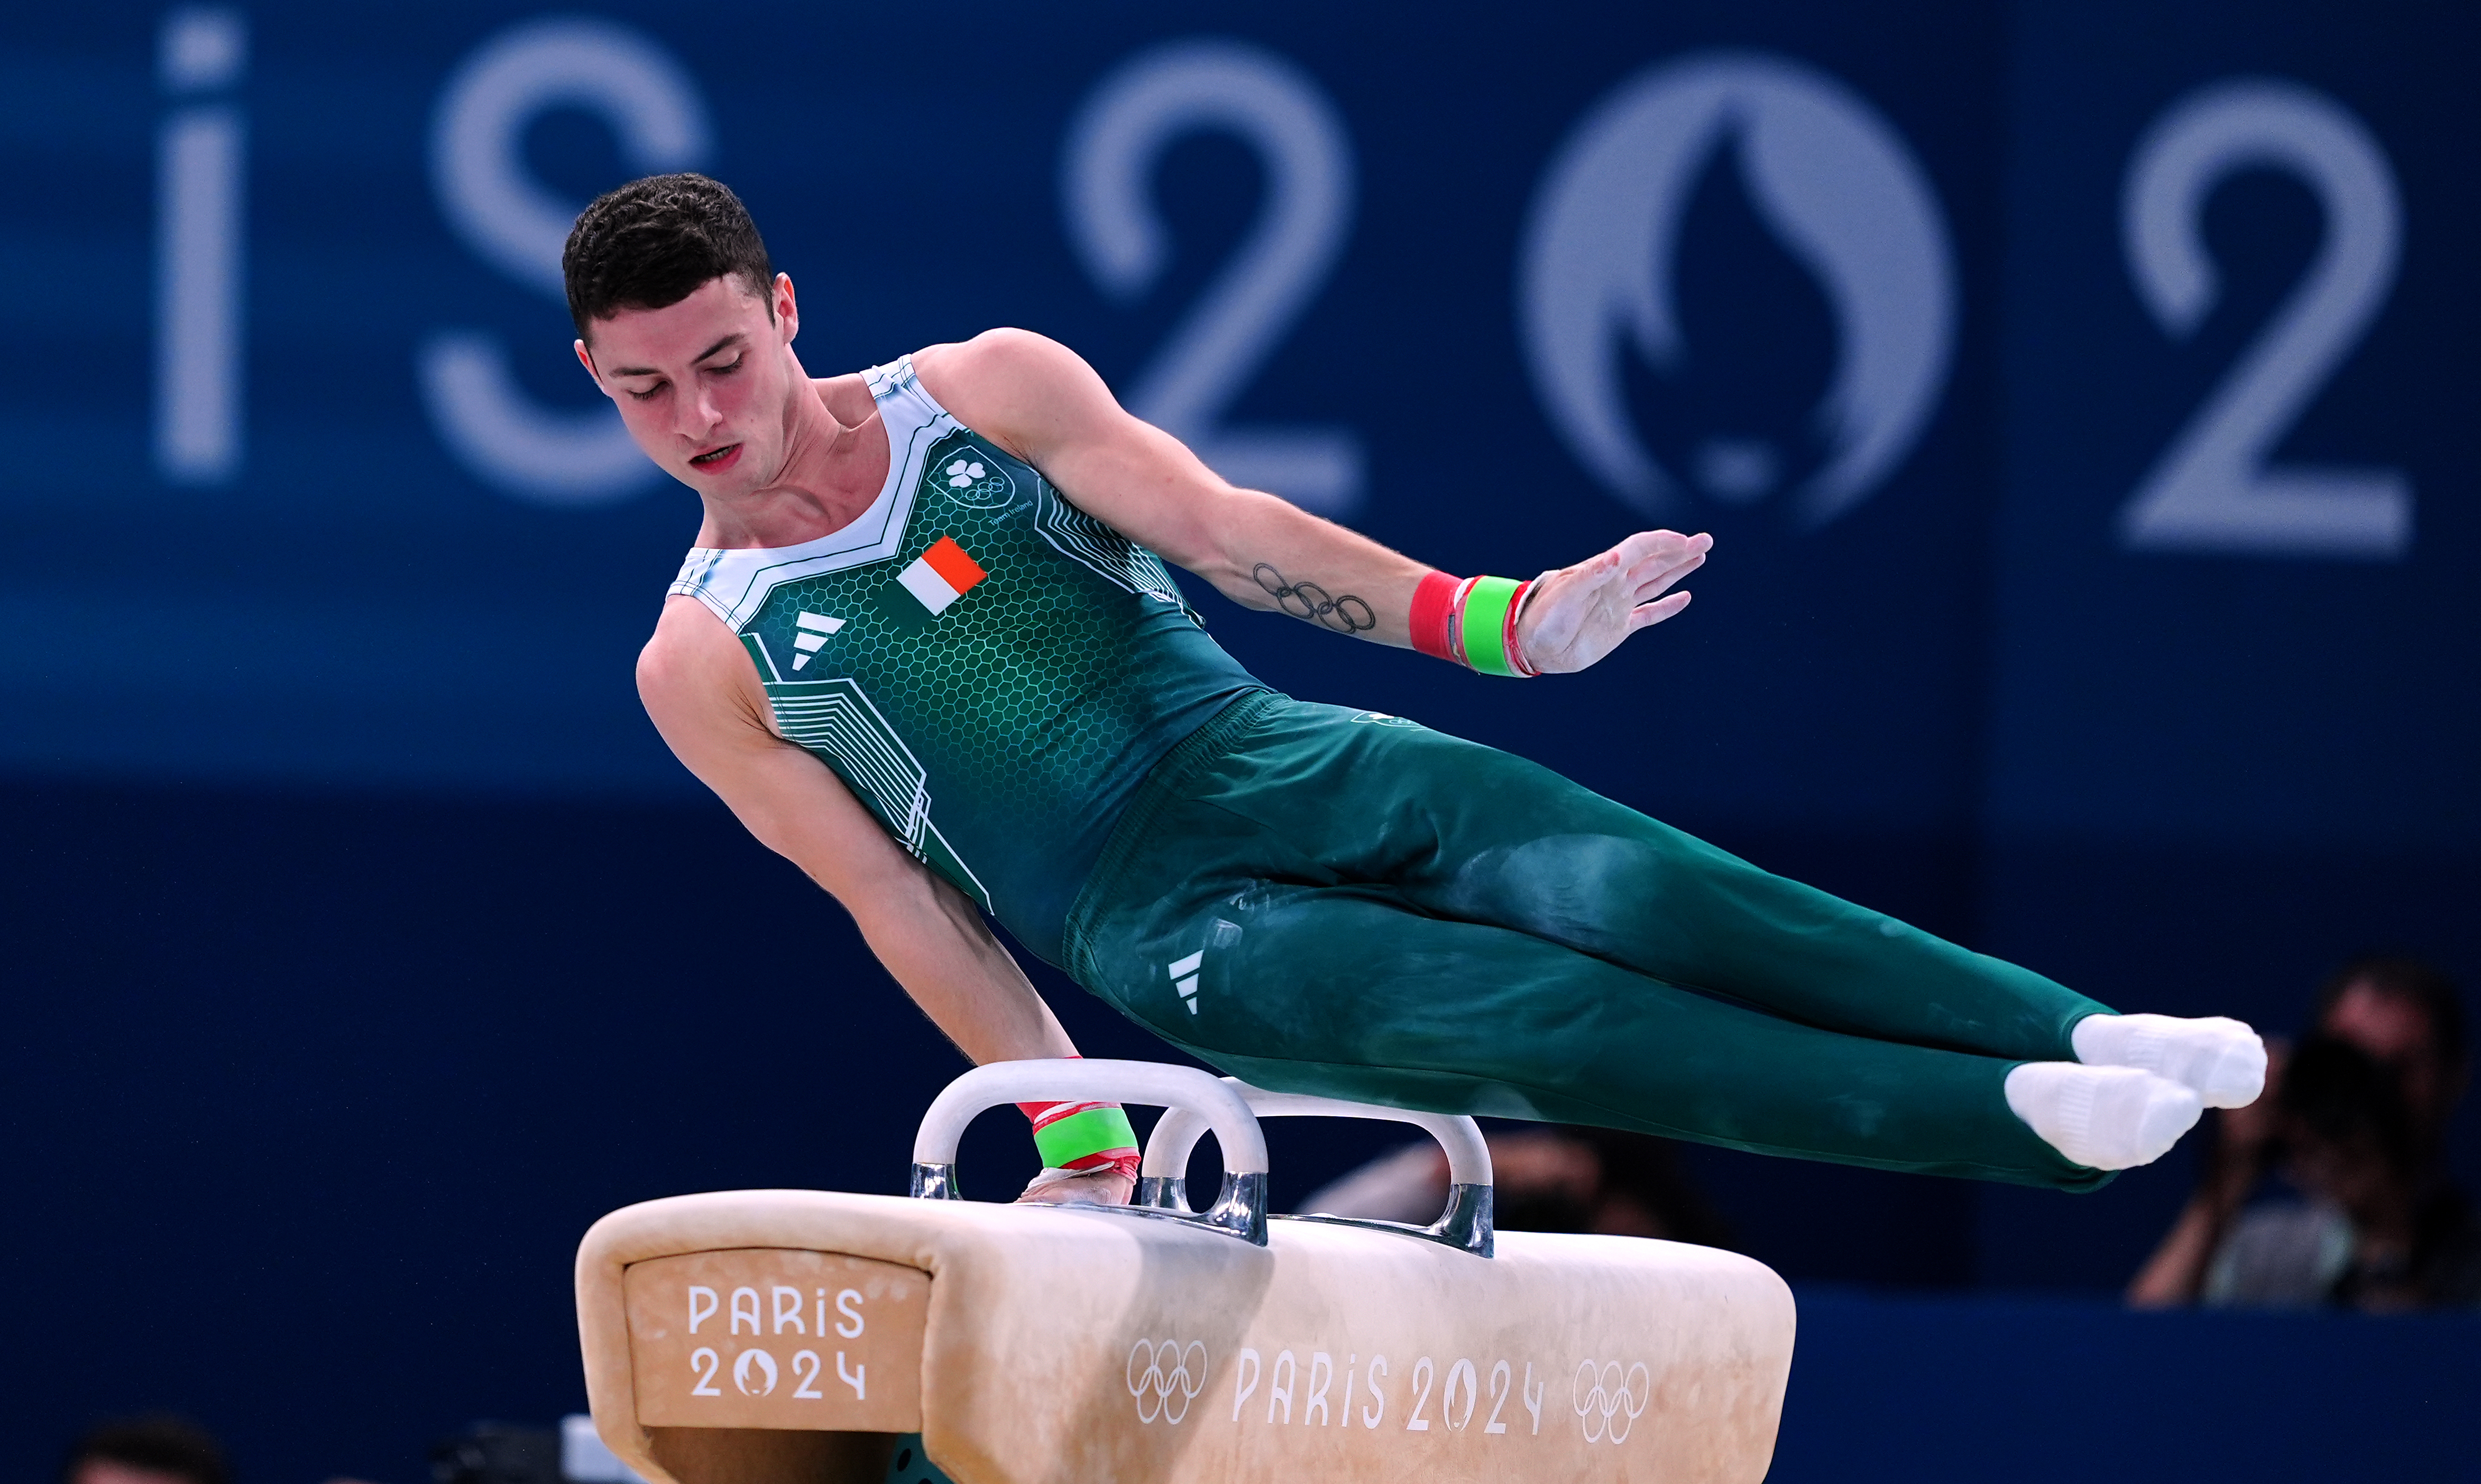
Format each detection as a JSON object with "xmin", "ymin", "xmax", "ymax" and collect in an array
[
  {"xmin": 1167, "ymin": 952, "xmax": 1203, "ymax": 1015},
  {"xmin": 789, "ymin": 611, "xmax": 845, "ymax": 671}
]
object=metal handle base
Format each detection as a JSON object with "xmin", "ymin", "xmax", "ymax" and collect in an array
[{"xmin": 1141, "ymin": 1081, "xmax": 1496, "ymax": 1258}]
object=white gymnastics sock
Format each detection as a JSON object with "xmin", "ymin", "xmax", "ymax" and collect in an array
[
  {"xmin": 2070, "ymin": 1012, "xmax": 2267, "ymax": 1109},
  {"xmin": 2004, "ymin": 1063, "xmax": 2202, "ymax": 1171}
]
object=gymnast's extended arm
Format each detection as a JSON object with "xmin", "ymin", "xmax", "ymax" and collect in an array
[
  {"xmin": 636, "ymin": 596, "xmax": 1088, "ymax": 1075},
  {"xmin": 915, "ymin": 328, "xmax": 1714, "ymax": 674}
]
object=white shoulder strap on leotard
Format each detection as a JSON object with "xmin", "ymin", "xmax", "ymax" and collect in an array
[{"xmin": 665, "ymin": 355, "xmax": 957, "ymax": 631}]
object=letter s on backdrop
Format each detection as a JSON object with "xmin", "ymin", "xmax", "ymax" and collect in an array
[{"xmin": 418, "ymin": 17, "xmax": 712, "ymax": 505}]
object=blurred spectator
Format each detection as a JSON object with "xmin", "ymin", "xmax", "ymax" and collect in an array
[
  {"xmin": 2128, "ymin": 956, "xmax": 2478, "ymax": 1311},
  {"xmin": 1298, "ymin": 1125, "xmax": 1734, "ymax": 1247},
  {"xmin": 431, "ymin": 1424, "xmax": 560, "ymax": 1484},
  {"xmin": 63, "ymin": 1417, "xmax": 229, "ymax": 1484}
]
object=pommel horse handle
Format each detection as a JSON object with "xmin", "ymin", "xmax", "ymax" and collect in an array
[
  {"xmin": 907, "ymin": 1059, "xmax": 1273, "ymax": 1245},
  {"xmin": 1142, "ymin": 1081, "xmax": 1497, "ymax": 1259}
]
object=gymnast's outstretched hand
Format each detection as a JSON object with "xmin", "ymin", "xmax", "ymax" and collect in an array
[
  {"xmin": 1016, "ymin": 1165, "xmax": 1137, "ymax": 1206},
  {"xmin": 1518, "ymin": 530, "xmax": 1711, "ymax": 675}
]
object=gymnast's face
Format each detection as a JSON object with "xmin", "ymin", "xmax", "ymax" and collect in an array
[{"xmin": 577, "ymin": 272, "xmax": 803, "ymax": 496}]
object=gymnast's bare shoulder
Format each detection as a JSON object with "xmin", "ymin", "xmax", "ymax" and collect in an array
[
  {"xmin": 636, "ymin": 592, "xmax": 1106, "ymax": 1141},
  {"xmin": 636, "ymin": 595, "xmax": 912, "ymax": 905}
]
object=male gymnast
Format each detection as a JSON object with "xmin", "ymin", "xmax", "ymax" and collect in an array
[{"xmin": 573, "ymin": 173, "xmax": 2264, "ymax": 1204}]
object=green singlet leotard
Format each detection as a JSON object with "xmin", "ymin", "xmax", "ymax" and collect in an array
[{"xmin": 670, "ymin": 357, "xmax": 2114, "ymax": 1192}]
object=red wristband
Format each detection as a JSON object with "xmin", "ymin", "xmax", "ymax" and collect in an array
[
  {"xmin": 1410, "ymin": 570, "xmax": 1460, "ymax": 661},
  {"xmin": 1503, "ymin": 579, "xmax": 1538, "ymax": 677}
]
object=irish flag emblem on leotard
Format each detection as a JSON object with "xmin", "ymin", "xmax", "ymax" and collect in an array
[{"xmin": 876, "ymin": 536, "xmax": 988, "ymax": 632}]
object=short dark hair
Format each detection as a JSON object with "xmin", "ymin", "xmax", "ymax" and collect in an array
[
  {"xmin": 562, "ymin": 173, "xmax": 774, "ymax": 337},
  {"xmin": 64, "ymin": 1416, "xmax": 229, "ymax": 1484},
  {"xmin": 2318, "ymin": 954, "xmax": 2468, "ymax": 1074}
]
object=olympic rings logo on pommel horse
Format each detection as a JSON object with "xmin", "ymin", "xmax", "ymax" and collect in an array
[
  {"xmin": 1127, "ymin": 1339, "xmax": 1209, "ymax": 1424},
  {"xmin": 1572, "ymin": 1360, "xmax": 1651, "ymax": 1443}
]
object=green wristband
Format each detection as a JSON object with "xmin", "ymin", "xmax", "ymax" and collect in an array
[
  {"xmin": 1031, "ymin": 1104, "xmax": 1139, "ymax": 1168},
  {"xmin": 1458, "ymin": 575, "xmax": 1526, "ymax": 677}
]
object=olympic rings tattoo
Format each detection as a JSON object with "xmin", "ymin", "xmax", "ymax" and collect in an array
[
  {"xmin": 1253, "ymin": 563, "xmax": 1376, "ymax": 634},
  {"xmin": 1572, "ymin": 1359, "xmax": 1651, "ymax": 1443},
  {"xmin": 1126, "ymin": 1338, "xmax": 1208, "ymax": 1424}
]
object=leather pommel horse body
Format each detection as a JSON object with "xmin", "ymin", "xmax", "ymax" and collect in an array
[{"xmin": 576, "ymin": 1062, "xmax": 1796, "ymax": 1484}]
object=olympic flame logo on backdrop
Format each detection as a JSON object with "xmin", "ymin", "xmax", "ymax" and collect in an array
[
  {"xmin": 1520, "ymin": 51, "xmax": 1957, "ymax": 529},
  {"xmin": 1128, "ymin": 1339, "xmax": 1209, "ymax": 1423}
]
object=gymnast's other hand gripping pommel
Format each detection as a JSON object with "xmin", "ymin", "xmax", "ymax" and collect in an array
[{"xmin": 1013, "ymin": 1055, "xmax": 1142, "ymax": 1206}]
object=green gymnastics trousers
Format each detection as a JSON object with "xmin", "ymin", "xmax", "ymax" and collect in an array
[{"xmin": 1062, "ymin": 693, "xmax": 2116, "ymax": 1192}]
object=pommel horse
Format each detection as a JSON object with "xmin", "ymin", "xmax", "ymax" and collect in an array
[{"xmin": 575, "ymin": 1061, "xmax": 1796, "ymax": 1484}]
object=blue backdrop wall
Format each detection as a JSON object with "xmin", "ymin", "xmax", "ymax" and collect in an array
[{"xmin": 4, "ymin": 2, "xmax": 2476, "ymax": 1482}]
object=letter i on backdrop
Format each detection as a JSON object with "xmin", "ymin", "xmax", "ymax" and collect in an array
[{"xmin": 155, "ymin": 7, "xmax": 247, "ymax": 484}]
